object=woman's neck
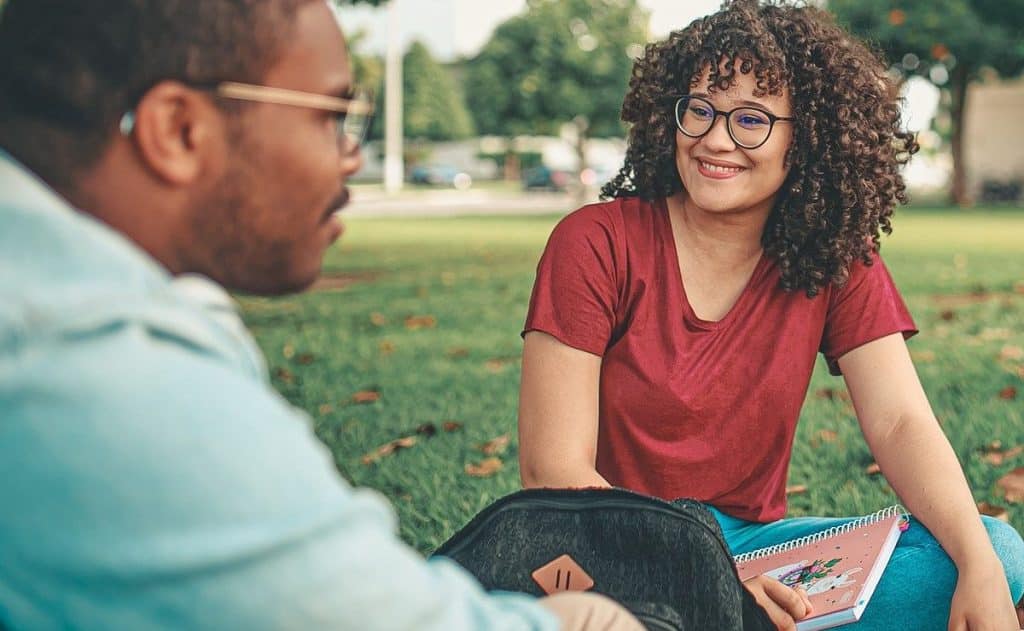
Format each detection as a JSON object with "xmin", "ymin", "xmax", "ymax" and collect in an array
[{"xmin": 667, "ymin": 191, "xmax": 769, "ymax": 265}]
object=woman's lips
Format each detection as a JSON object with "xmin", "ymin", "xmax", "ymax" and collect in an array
[{"xmin": 696, "ymin": 159, "xmax": 745, "ymax": 180}]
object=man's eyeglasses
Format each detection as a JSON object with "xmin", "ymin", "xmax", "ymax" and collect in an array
[
  {"xmin": 674, "ymin": 95, "xmax": 793, "ymax": 150},
  {"xmin": 119, "ymin": 81, "xmax": 374, "ymax": 152}
]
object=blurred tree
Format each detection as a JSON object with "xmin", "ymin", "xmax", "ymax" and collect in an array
[
  {"xmin": 345, "ymin": 28, "xmax": 385, "ymax": 141},
  {"xmin": 464, "ymin": 0, "xmax": 649, "ymax": 179},
  {"xmin": 402, "ymin": 41, "xmax": 475, "ymax": 141},
  {"xmin": 830, "ymin": 0, "xmax": 1024, "ymax": 205}
]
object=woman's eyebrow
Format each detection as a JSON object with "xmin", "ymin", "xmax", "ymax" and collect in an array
[{"xmin": 688, "ymin": 91, "xmax": 777, "ymax": 110}]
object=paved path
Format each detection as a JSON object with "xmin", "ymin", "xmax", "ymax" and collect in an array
[{"xmin": 343, "ymin": 188, "xmax": 594, "ymax": 218}]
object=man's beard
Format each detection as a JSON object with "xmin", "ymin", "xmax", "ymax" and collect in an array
[{"xmin": 185, "ymin": 158, "xmax": 298, "ymax": 295}]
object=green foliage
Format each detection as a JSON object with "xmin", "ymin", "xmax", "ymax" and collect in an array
[
  {"xmin": 464, "ymin": 0, "xmax": 649, "ymax": 138},
  {"xmin": 347, "ymin": 29, "xmax": 383, "ymax": 94},
  {"xmin": 829, "ymin": 1, "xmax": 1024, "ymax": 204},
  {"xmin": 343, "ymin": 29, "xmax": 385, "ymax": 141},
  {"xmin": 402, "ymin": 41, "xmax": 475, "ymax": 141},
  {"xmin": 829, "ymin": 0, "xmax": 1024, "ymax": 81},
  {"xmin": 242, "ymin": 209, "xmax": 1024, "ymax": 553}
]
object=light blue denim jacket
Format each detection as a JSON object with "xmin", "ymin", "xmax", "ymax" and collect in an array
[{"xmin": 0, "ymin": 151, "xmax": 556, "ymax": 631}]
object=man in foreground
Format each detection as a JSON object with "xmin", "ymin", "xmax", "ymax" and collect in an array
[{"xmin": 0, "ymin": 1, "xmax": 641, "ymax": 628}]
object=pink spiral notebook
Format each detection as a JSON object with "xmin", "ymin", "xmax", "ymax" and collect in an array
[{"xmin": 734, "ymin": 506, "xmax": 907, "ymax": 630}]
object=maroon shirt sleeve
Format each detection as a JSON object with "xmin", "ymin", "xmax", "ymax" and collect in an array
[
  {"xmin": 820, "ymin": 251, "xmax": 918, "ymax": 375},
  {"xmin": 522, "ymin": 205, "xmax": 622, "ymax": 356}
]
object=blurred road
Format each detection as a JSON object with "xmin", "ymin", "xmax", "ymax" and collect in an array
[{"xmin": 343, "ymin": 187, "xmax": 592, "ymax": 217}]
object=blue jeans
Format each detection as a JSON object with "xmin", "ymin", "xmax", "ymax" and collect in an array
[{"xmin": 710, "ymin": 508, "xmax": 1024, "ymax": 629}]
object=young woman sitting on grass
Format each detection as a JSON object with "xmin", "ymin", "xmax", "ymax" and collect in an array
[{"xmin": 517, "ymin": 1, "xmax": 1024, "ymax": 629}]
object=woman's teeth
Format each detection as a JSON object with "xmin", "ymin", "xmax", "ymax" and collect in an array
[{"xmin": 700, "ymin": 160, "xmax": 743, "ymax": 174}]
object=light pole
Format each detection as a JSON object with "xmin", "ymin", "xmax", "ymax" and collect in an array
[{"xmin": 384, "ymin": 0, "xmax": 403, "ymax": 193}]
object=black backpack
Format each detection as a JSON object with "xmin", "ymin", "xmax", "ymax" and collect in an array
[{"xmin": 433, "ymin": 487, "xmax": 774, "ymax": 631}]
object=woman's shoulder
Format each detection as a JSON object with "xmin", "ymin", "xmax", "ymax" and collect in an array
[{"xmin": 554, "ymin": 196, "xmax": 665, "ymax": 241}]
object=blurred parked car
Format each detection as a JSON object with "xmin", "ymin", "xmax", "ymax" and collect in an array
[
  {"xmin": 408, "ymin": 164, "xmax": 472, "ymax": 189},
  {"xmin": 521, "ymin": 165, "xmax": 572, "ymax": 192}
]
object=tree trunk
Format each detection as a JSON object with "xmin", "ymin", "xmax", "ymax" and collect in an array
[
  {"xmin": 503, "ymin": 147, "xmax": 520, "ymax": 181},
  {"xmin": 949, "ymin": 65, "xmax": 972, "ymax": 206}
]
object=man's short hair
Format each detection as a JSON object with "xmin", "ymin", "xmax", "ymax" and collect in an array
[{"xmin": 0, "ymin": 0, "xmax": 317, "ymax": 192}]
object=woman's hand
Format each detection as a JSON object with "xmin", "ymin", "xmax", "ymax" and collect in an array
[
  {"xmin": 947, "ymin": 559, "xmax": 1018, "ymax": 631},
  {"xmin": 742, "ymin": 575, "xmax": 813, "ymax": 631}
]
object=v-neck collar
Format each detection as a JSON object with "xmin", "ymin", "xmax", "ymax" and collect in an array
[{"xmin": 657, "ymin": 197, "xmax": 768, "ymax": 331}]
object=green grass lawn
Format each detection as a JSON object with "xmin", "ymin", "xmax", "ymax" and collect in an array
[{"xmin": 239, "ymin": 207, "xmax": 1024, "ymax": 553}]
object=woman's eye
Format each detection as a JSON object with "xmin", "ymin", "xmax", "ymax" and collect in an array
[
  {"xmin": 736, "ymin": 112, "xmax": 769, "ymax": 128},
  {"xmin": 689, "ymin": 106, "xmax": 712, "ymax": 118}
]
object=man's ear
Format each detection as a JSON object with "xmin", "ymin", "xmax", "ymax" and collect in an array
[{"xmin": 129, "ymin": 81, "xmax": 223, "ymax": 185}]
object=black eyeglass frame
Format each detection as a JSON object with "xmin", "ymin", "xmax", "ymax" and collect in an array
[{"xmin": 673, "ymin": 95, "xmax": 794, "ymax": 150}]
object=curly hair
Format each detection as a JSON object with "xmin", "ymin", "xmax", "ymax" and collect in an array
[
  {"xmin": 601, "ymin": 0, "xmax": 918, "ymax": 297},
  {"xmin": 0, "ymin": 0, "xmax": 316, "ymax": 194}
]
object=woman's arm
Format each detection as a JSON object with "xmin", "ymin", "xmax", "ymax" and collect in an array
[
  {"xmin": 839, "ymin": 332, "xmax": 1018, "ymax": 630},
  {"xmin": 518, "ymin": 331, "xmax": 611, "ymax": 489}
]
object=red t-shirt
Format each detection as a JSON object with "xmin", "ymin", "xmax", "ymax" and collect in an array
[{"xmin": 523, "ymin": 197, "xmax": 917, "ymax": 522}]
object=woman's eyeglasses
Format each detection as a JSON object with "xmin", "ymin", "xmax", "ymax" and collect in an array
[{"xmin": 674, "ymin": 95, "xmax": 793, "ymax": 149}]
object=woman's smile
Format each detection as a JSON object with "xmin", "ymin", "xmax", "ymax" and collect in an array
[{"xmin": 695, "ymin": 157, "xmax": 747, "ymax": 179}]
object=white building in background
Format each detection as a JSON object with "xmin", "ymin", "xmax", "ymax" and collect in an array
[{"xmin": 963, "ymin": 74, "xmax": 1024, "ymax": 200}]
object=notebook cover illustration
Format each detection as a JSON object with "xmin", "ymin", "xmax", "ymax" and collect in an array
[{"xmin": 734, "ymin": 506, "xmax": 907, "ymax": 630}]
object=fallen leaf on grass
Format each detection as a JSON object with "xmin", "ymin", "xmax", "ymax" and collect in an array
[
  {"xmin": 379, "ymin": 341, "xmax": 396, "ymax": 355},
  {"xmin": 996, "ymin": 467, "xmax": 1024, "ymax": 503},
  {"xmin": 814, "ymin": 388, "xmax": 851, "ymax": 402},
  {"xmin": 1000, "ymin": 345, "xmax": 1024, "ymax": 361},
  {"xmin": 981, "ymin": 443, "xmax": 1024, "ymax": 466},
  {"xmin": 465, "ymin": 457, "xmax": 503, "ymax": 477},
  {"xmin": 370, "ymin": 312, "xmax": 388, "ymax": 326},
  {"xmin": 318, "ymin": 403, "xmax": 334, "ymax": 416},
  {"xmin": 415, "ymin": 423, "xmax": 438, "ymax": 437},
  {"xmin": 352, "ymin": 390, "xmax": 381, "ymax": 404},
  {"xmin": 817, "ymin": 430, "xmax": 839, "ymax": 443},
  {"xmin": 479, "ymin": 434, "xmax": 511, "ymax": 455},
  {"xmin": 485, "ymin": 357, "xmax": 519, "ymax": 373},
  {"xmin": 446, "ymin": 347, "xmax": 470, "ymax": 359},
  {"xmin": 361, "ymin": 436, "xmax": 417, "ymax": 465},
  {"xmin": 939, "ymin": 310, "xmax": 956, "ymax": 322},
  {"xmin": 979, "ymin": 328, "xmax": 1012, "ymax": 342},
  {"xmin": 865, "ymin": 462, "xmax": 882, "ymax": 476},
  {"xmin": 977, "ymin": 502, "xmax": 1010, "ymax": 522},
  {"xmin": 442, "ymin": 421, "xmax": 464, "ymax": 432},
  {"xmin": 296, "ymin": 353, "xmax": 315, "ymax": 365},
  {"xmin": 910, "ymin": 350, "xmax": 936, "ymax": 363},
  {"xmin": 273, "ymin": 367, "xmax": 294, "ymax": 384},
  {"xmin": 282, "ymin": 344, "xmax": 295, "ymax": 359},
  {"xmin": 999, "ymin": 386, "xmax": 1018, "ymax": 401},
  {"xmin": 404, "ymin": 315, "xmax": 437, "ymax": 330},
  {"xmin": 786, "ymin": 484, "xmax": 808, "ymax": 496}
]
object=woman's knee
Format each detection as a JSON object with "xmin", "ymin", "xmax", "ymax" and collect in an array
[{"xmin": 982, "ymin": 515, "xmax": 1024, "ymax": 601}]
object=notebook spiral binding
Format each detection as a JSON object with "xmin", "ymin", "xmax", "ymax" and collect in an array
[{"xmin": 732, "ymin": 505, "xmax": 907, "ymax": 564}]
